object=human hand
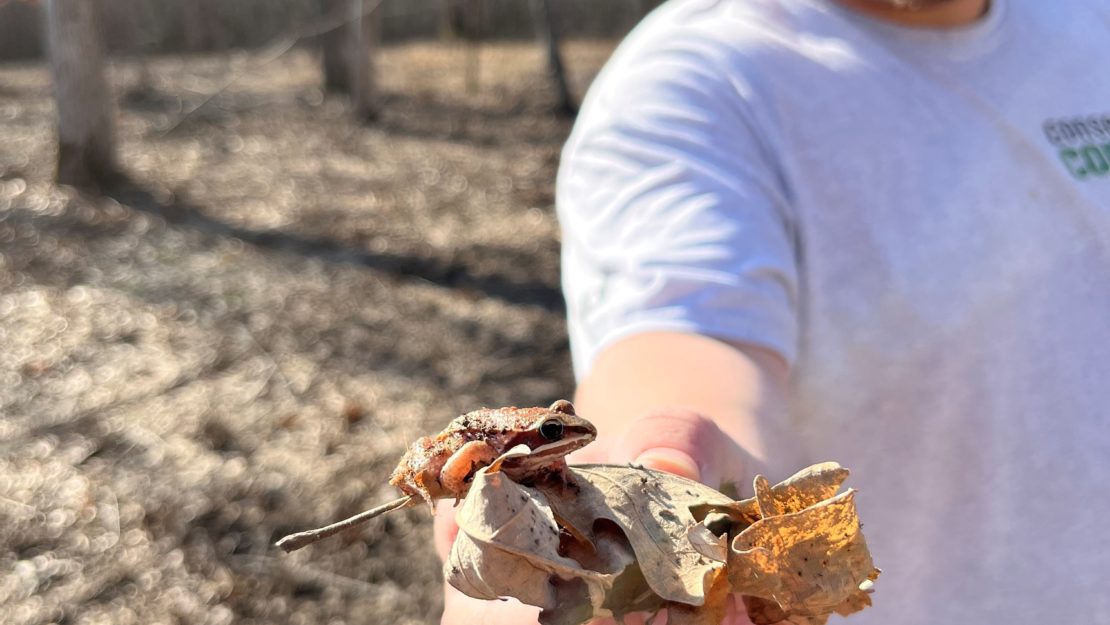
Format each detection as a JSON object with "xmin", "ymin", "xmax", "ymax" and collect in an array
[{"xmin": 436, "ymin": 408, "xmax": 755, "ymax": 625}]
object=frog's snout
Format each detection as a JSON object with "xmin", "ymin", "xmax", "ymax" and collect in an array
[{"xmin": 567, "ymin": 418, "xmax": 597, "ymax": 444}]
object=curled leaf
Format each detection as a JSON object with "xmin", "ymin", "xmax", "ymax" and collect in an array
[
  {"xmin": 445, "ymin": 465, "xmax": 614, "ymax": 620},
  {"xmin": 687, "ymin": 523, "xmax": 728, "ymax": 564},
  {"xmin": 697, "ymin": 463, "xmax": 851, "ymax": 527},
  {"xmin": 729, "ymin": 489, "xmax": 879, "ymax": 622},
  {"xmin": 538, "ymin": 465, "xmax": 734, "ymax": 606}
]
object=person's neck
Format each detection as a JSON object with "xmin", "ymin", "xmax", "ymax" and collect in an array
[{"xmin": 833, "ymin": 0, "xmax": 990, "ymax": 28}]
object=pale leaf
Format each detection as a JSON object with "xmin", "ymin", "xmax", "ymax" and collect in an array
[
  {"xmin": 538, "ymin": 464, "xmax": 733, "ymax": 606},
  {"xmin": 687, "ymin": 523, "xmax": 728, "ymax": 563},
  {"xmin": 445, "ymin": 465, "xmax": 614, "ymax": 619}
]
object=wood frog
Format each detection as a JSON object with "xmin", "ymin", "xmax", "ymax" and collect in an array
[
  {"xmin": 389, "ymin": 399, "xmax": 597, "ymax": 506},
  {"xmin": 276, "ymin": 400, "xmax": 596, "ymax": 552}
]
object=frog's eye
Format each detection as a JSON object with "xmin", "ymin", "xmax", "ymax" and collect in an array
[{"xmin": 538, "ymin": 419, "xmax": 564, "ymax": 441}]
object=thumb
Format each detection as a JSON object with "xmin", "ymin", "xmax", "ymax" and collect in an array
[{"xmin": 613, "ymin": 409, "xmax": 728, "ymax": 489}]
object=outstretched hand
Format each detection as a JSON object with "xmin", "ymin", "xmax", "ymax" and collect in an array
[{"xmin": 436, "ymin": 409, "xmax": 756, "ymax": 625}]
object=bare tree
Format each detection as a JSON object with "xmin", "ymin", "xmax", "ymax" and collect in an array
[
  {"xmin": 183, "ymin": 0, "xmax": 228, "ymax": 52},
  {"xmin": 439, "ymin": 0, "xmax": 458, "ymax": 40},
  {"xmin": 438, "ymin": 0, "xmax": 484, "ymax": 93},
  {"xmin": 45, "ymin": 0, "xmax": 117, "ymax": 187},
  {"xmin": 319, "ymin": 0, "xmax": 352, "ymax": 93},
  {"xmin": 319, "ymin": 0, "xmax": 381, "ymax": 121},
  {"xmin": 464, "ymin": 0, "xmax": 483, "ymax": 94},
  {"xmin": 348, "ymin": 0, "xmax": 381, "ymax": 121},
  {"xmin": 530, "ymin": 0, "xmax": 576, "ymax": 117}
]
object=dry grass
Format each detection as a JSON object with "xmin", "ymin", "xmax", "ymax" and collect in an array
[{"xmin": 0, "ymin": 40, "xmax": 616, "ymax": 625}]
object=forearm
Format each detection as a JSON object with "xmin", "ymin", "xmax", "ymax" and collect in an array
[{"xmin": 569, "ymin": 331, "xmax": 806, "ymax": 489}]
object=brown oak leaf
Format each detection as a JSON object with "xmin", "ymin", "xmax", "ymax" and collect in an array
[
  {"xmin": 447, "ymin": 452, "xmax": 878, "ymax": 625},
  {"xmin": 445, "ymin": 461, "xmax": 615, "ymax": 623}
]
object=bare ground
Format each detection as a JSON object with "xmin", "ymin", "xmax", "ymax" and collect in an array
[{"xmin": 0, "ymin": 40, "xmax": 615, "ymax": 625}]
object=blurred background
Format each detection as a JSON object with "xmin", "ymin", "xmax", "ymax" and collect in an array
[{"xmin": 0, "ymin": 1, "xmax": 661, "ymax": 623}]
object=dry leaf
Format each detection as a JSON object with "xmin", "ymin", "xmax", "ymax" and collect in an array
[
  {"xmin": 742, "ymin": 596, "xmax": 830, "ymax": 625},
  {"xmin": 538, "ymin": 464, "xmax": 735, "ymax": 606},
  {"xmin": 757, "ymin": 463, "xmax": 850, "ymax": 516},
  {"xmin": 445, "ymin": 463, "xmax": 614, "ymax": 621},
  {"xmin": 687, "ymin": 523, "xmax": 728, "ymax": 564},
  {"xmin": 446, "ymin": 451, "xmax": 878, "ymax": 625},
  {"xmin": 728, "ymin": 489, "xmax": 878, "ymax": 623},
  {"xmin": 696, "ymin": 463, "xmax": 851, "ymax": 528},
  {"xmin": 600, "ymin": 543, "xmax": 667, "ymax": 622},
  {"xmin": 666, "ymin": 566, "xmax": 733, "ymax": 625}
]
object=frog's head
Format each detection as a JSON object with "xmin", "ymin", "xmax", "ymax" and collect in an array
[
  {"xmin": 507, "ymin": 399, "xmax": 597, "ymax": 460},
  {"xmin": 530, "ymin": 399, "xmax": 596, "ymax": 452},
  {"xmin": 467, "ymin": 400, "xmax": 595, "ymax": 486}
]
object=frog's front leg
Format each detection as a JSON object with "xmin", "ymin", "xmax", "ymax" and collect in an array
[
  {"xmin": 553, "ymin": 459, "xmax": 578, "ymax": 490},
  {"xmin": 440, "ymin": 440, "xmax": 499, "ymax": 497}
]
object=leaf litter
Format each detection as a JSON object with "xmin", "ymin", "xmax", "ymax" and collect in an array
[{"xmin": 447, "ymin": 456, "xmax": 880, "ymax": 625}]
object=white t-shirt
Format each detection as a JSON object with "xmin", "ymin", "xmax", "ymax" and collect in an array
[{"xmin": 557, "ymin": 0, "xmax": 1110, "ymax": 623}]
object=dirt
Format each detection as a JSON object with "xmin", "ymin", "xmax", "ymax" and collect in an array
[{"xmin": 0, "ymin": 40, "xmax": 616, "ymax": 625}]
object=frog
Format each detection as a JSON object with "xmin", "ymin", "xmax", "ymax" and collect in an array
[
  {"xmin": 389, "ymin": 399, "xmax": 598, "ymax": 507},
  {"xmin": 276, "ymin": 400, "xmax": 597, "ymax": 552}
]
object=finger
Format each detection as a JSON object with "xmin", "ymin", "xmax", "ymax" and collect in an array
[
  {"xmin": 611, "ymin": 409, "xmax": 729, "ymax": 488},
  {"xmin": 566, "ymin": 440, "xmax": 609, "ymax": 465},
  {"xmin": 441, "ymin": 583, "xmax": 541, "ymax": 625},
  {"xmin": 433, "ymin": 498, "xmax": 460, "ymax": 562}
]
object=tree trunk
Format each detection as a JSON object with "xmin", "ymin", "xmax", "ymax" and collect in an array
[
  {"xmin": 319, "ymin": 0, "xmax": 351, "ymax": 93},
  {"xmin": 183, "ymin": 0, "xmax": 228, "ymax": 52},
  {"xmin": 530, "ymin": 0, "xmax": 576, "ymax": 117},
  {"xmin": 319, "ymin": 0, "xmax": 380, "ymax": 121},
  {"xmin": 348, "ymin": 0, "xmax": 381, "ymax": 122},
  {"xmin": 45, "ymin": 0, "xmax": 117, "ymax": 188},
  {"xmin": 440, "ymin": 0, "xmax": 462, "ymax": 40},
  {"xmin": 462, "ymin": 0, "xmax": 482, "ymax": 94},
  {"xmin": 122, "ymin": 0, "xmax": 157, "ymax": 95}
]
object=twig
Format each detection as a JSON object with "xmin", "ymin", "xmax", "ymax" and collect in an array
[{"xmin": 275, "ymin": 495, "xmax": 415, "ymax": 552}]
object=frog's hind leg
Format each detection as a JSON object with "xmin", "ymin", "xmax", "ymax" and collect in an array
[{"xmin": 440, "ymin": 440, "xmax": 499, "ymax": 496}]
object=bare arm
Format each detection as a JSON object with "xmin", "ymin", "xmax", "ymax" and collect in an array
[{"xmin": 569, "ymin": 331, "xmax": 807, "ymax": 490}]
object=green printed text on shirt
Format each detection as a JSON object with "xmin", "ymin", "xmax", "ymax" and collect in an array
[{"xmin": 1043, "ymin": 113, "xmax": 1110, "ymax": 180}]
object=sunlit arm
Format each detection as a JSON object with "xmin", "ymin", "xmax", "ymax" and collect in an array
[{"xmin": 568, "ymin": 331, "xmax": 807, "ymax": 492}]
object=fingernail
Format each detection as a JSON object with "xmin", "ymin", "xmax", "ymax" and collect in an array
[{"xmin": 634, "ymin": 448, "xmax": 701, "ymax": 482}]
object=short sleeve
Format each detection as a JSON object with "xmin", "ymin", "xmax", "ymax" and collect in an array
[{"xmin": 557, "ymin": 27, "xmax": 798, "ymax": 379}]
